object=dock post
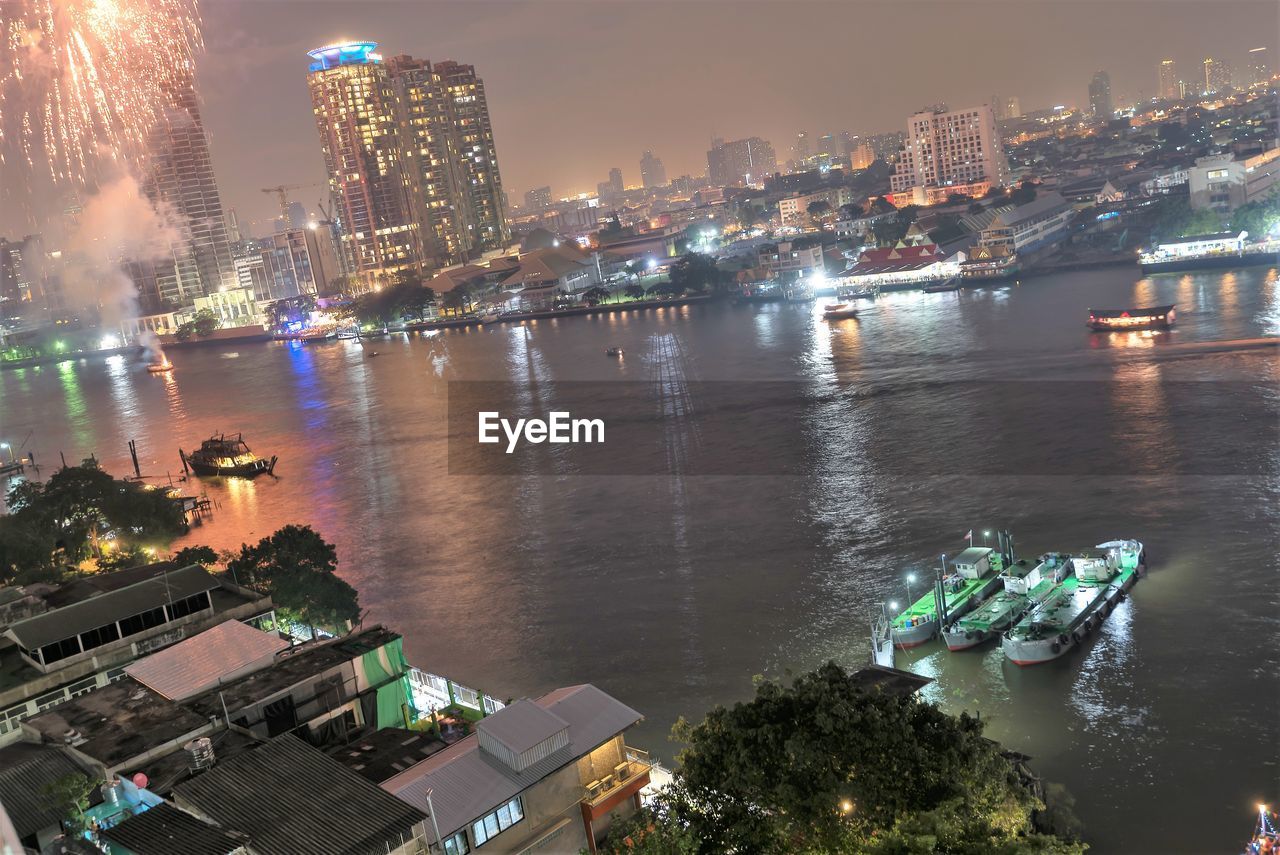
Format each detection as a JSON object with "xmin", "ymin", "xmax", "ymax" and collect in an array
[{"xmin": 128, "ymin": 439, "xmax": 141, "ymax": 478}]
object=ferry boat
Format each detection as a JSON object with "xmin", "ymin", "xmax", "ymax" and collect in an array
[
  {"xmin": 1087, "ymin": 305, "xmax": 1175, "ymax": 331},
  {"xmin": 941, "ymin": 553, "xmax": 1071, "ymax": 651},
  {"xmin": 923, "ymin": 276, "xmax": 962, "ymax": 294},
  {"xmin": 181, "ymin": 433, "xmax": 278, "ymax": 478},
  {"xmin": 1002, "ymin": 540, "xmax": 1145, "ymax": 666},
  {"xmin": 890, "ymin": 547, "xmax": 1005, "ymax": 648},
  {"xmin": 822, "ymin": 303, "xmax": 859, "ymax": 320}
]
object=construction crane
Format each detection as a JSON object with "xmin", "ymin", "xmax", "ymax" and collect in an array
[{"xmin": 260, "ymin": 183, "xmax": 325, "ymax": 221}]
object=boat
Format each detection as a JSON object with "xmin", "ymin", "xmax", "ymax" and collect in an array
[
  {"xmin": 605, "ymin": 347, "xmax": 624, "ymax": 357},
  {"xmin": 146, "ymin": 360, "xmax": 174, "ymax": 374},
  {"xmin": 822, "ymin": 303, "xmax": 859, "ymax": 320},
  {"xmin": 1002, "ymin": 539, "xmax": 1145, "ymax": 666},
  {"xmin": 890, "ymin": 547, "xmax": 1006, "ymax": 648},
  {"xmin": 181, "ymin": 433, "xmax": 278, "ymax": 478},
  {"xmin": 1087, "ymin": 305, "xmax": 1176, "ymax": 331},
  {"xmin": 843, "ymin": 284, "xmax": 880, "ymax": 300},
  {"xmin": 923, "ymin": 276, "xmax": 962, "ymax": 293},
  {"xmin": 941, "ymin": 553, "xmax": 1071, "ymax": 651}
]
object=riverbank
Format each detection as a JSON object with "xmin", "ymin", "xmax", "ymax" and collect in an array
[{"xmin": 407, "ymin": 293, "xmax": 715, "ymax": 332}]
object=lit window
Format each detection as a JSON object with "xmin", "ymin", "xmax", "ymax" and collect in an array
[{"xmin": 471, "ymin": 797, "xmax": 524, "ymax": 846}]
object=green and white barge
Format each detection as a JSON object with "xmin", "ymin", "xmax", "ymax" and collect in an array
[
  {"xmin": 942, "ymin": 553, "xmax": 1072, "ymax": 651},
  {"xmin": 890, "ymin": 547, "xmax": 1005, "ymax": 648},
  {"xmin": 1002, "ymin": 540, "xmax": 1145, "ymax": 666}
]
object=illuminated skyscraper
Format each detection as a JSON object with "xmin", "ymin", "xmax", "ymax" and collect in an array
[
  {"xmin": 432, "ymin": 60, "xmax": 510, "ymax": 253},
  {"xmin": 1203, "ymin": 57, "xmax": 1231, "ymax": 94},
  {"xmin": 1158, "ymin": 59, "xmax": 1180, "ymax": 100},
  {"xmin": 1247, "ymin": 47, "xmax": 1270, "ymax": 86},
  {"xmin": 640, "ymin": 151, "xmax": 666, "ymax": 188},
  {"xmin": 707, "ymin": 138, "xmax": 776, "ymax": 186},
  {"xmin": 890, "ymin": 105, "xmax": 1010, "ymax": 194},
  {"xmin": 141, "ymin": 69, "xmax": 235, "ymax": 303},
  {"xmin": 307, "ymin": 42, "xmax": 421, "ymax": 285},
  {"xmin": 1089, "ymin": 71, "xmax": 1113, "ymax": 119}
]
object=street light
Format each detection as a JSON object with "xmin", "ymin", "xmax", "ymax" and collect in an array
[
  {"xmin": 983, "ymin": 530, "xmax": 992, "ymax": 547},
  {"xmin": 906, "ymin": 572, "xmax": 917, "ymax": 604}
]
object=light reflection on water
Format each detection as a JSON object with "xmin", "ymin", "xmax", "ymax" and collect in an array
[{"xmin": 0, "ymin": 266, "xmax": 1276, "ymax": 853}]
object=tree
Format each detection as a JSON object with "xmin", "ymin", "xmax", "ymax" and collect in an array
[
  {"xmin": 668, "ymin": 253, "xmax": 721, "ymax": 294},
  {"xmin": 1229, "ymin": 188, "xmax": 1280, "ymax": 239},
  {"xmin": 582, "ymin": 286, "xmax": 609, "ymax": 305},
  {"xmin": 807, "ymin": 199, "xmax": 833, "ymax": 225},
  {"xmin": 225, "ymin": 525, "xmax": 359, "ymax": 636},
  {"xmin": 624, "ymin": 284, "xmax": 646, "ymax": 300},
  {"xmin": 1150, "ymin": 196, "xmax": 1224, "ymax": 243},
  {"xmin": 635, "ymin": 662, "xmax": 1084, "ymax": 855},
  {"xmin": 1009, "ymin": 181, "xmax": 1038, "ymax": 207},
  {"xmin": 173, "ymin": 544, "xmax": 219, "ymax": 568},
  {"xmin": 43, "ymin": 773, "xmax": 95, "ymax": 837}
]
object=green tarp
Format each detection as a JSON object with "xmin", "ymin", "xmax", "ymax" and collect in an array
[{"xmin": 362, "ymin": 637, "xmax": 417, "ymax": 729}]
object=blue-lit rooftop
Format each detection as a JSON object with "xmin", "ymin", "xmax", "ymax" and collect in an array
[{"xmin": 308, "ymin": 41, "xmax": 382, "ymax": 72}]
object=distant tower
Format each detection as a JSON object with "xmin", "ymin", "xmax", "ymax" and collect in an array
[
  {"xmin": 1203, "ymin": 57, "xmax": 1231, "ymax": 94},
  {"xmin": 1088, "ymin": 71, "xmax": 1113, "ymax": 119},
  {"xmin": 639, "ymin": 151, "xmax": 667, "ymax": 189},
  {"xmin": 1247, "ymin": 47, "xmax": 1270, "ymax": 87},
  {"xmin": 608, "ymin": 167, "xmax": 624, "ymax": 193},
  {"xmin": 1158, "ymin": 59, "xmax": 1180, "ymax": 100}
]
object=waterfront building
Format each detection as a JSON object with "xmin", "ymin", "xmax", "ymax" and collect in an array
[
  {"xmin": 385, "ymin": 683, "xmax": 649, "ymax": 854},
  {"xmin": 1159, "ymin": 59, "xmax": 1180, "ymax": 100},
  {"xmin": 1247, "ymin": 47, "xmax": 1270, "ymax": 87},
  {"xmin": 1089, "ymin": 71, "xmax": 1113, "ymax": 120},
  {"xmin": 525, "ymin": 186, "xmax": 553, "ymax": 210},
  {"xmin": 640, "ymin": 151, "xmax": 667, "ymax": 189},
  {"xmin": 307, "ymin": 42, "xmax": 421, "ymax": 286},
  {"xmin": 978, "ymin": 192, "xmax": 1074, "ymax": 254},
  {"xmin": 1203, "ymin": 57, "xmax": 1231, "ymax": 94},
  {"xmin": 260, "ymin": 227, "xmax": 344, "ymax": 298},
  {"xmin": 757, "ymin": 238, "xmax": 824, "ymax": 282},
  {"xmin": 141, "ymin": 68, "xmax": 236, "ymax": 301},
  {"xmin": 1188, "ymin": 148, "xmax": 1280, "ymax": 211},
  {"xmin": 838, "ymin": 230, "xmax": 959, "ymax": 289},
  {"xmin": 1141, "ymin": 231, "xmax": 1247, "ymax": 262},
  {"xmin": 0, "ymin": 564, "xmax": 274, "ymax": 745},
  {"xmin": 890, "ymin": 105, "xmax": 1010, "ymax": 196},
  {"xmin": 707, "ymin": 137, "xmax": 777, "ymax": 187},
  {"xmin": 498, "ymin": 244, "xmax": 598, "ymax": 309}
]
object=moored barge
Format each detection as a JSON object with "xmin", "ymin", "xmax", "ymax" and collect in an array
[
  {"xmin": 941, "ymin": 553, "xmax": 1071, "ymax": 651},
  {"xmin": 890, "ymin": 547, "xmax": 1005, "ymax": 648}
]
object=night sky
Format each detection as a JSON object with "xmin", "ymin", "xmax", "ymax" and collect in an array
[{"xmin": 4, "ymin": 0, "xmax": 1277, "ymax": 238}]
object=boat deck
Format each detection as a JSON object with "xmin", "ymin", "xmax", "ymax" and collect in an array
[
  {"xmin": 892, "ymin": 575, "xmax": 994, "ymax": 629},
  {"xmin": 953, "ymin": 573, "xmax": 1061, "ymax": 632},
  {"xmin": 1007, "ymin": 567, "xmax": 1135, "ymax": 641}
]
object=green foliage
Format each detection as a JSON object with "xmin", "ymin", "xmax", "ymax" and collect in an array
[
  {"xmin": 96, "ymin": 544, "xmax": 151, "ymax": 573},
  {"xmin": 172, "ymin": 544, "xmax": 219, "ymax": 568},
  {"xmin": 43, "ymin": 773, "xmax": 95, "ymax": 836},
  {"xmin": 225, "ymin": 524, "xmax": 359, "ymax": 633},
  {"xmin": 582, "ymin": 286, "xmax": 610, "ymax": 305},
  {"xmin": 1149, "ymin": 196, "xmax": 1224, "ymax": 243},
  {"xmin": 594, "ymin": 807, "xmax": 699, "ymax": 854},
  {"xmin": 0, "ymin": 465, "xmax": 186, "ymax": 584},
  {"xmin": 807, "ymin": 199, "xmax": 833, "ymax": 221},
  {"xmin": 637, "ymin": 662, "xmax": 1083, "ymax": 855},
  {"xmin": 1009, "ymin": 181, "xmax": 1038, "ymax": 207},
  {"xmin": 624, "ymin": 284, "xmax": 646, "ymax": 299},
  {"xmin": 1229, "ymin": 189, "xmax": 1280, "ymax": 240},
  {"xmin": 175, "ymin": 308, "xmax": 221, "ymax": 341},
  {"xmin": 352, "ymin": 280, "xmax": 438, "ymax": 325},
  {"xmin": 668, "ymin": 253, "xmax": 724, "ymax": 294}
]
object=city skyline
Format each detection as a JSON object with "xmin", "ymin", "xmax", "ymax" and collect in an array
[{"xmin": 0, "ymin": 0, "xmax": 1274, "ymax": 239}]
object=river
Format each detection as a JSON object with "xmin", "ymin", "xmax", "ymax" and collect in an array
[{"xmin": 2, "ymin": 264, "xmax": 1278, "ymax": 853}]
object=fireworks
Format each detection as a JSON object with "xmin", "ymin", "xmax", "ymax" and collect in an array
[{"xmin": 0, "ymin": 0, "xmax": 203, "ymax": 185}]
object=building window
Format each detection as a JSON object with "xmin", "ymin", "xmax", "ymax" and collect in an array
[
  {"xmin": 442, "ymin": 831, "xmax": 469, "ymax": 855},
  {"xmin": 471, "ymin": 797, "xmax": 524, "ymax": 846}
]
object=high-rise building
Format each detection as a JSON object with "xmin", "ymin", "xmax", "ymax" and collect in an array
[
  {"xmin": 992, "ymin": 96, "xmax": 1022, "ymax": 121},
  {"xmin": 639, "ymin": 151, "xmax": 666, "ymax": 189},
  {"xmin": 307, "ymin": 42, "xmax": 420, "ymax": 285},
  {"xmin": 525, "ymin": 186, "xmax": 552, "ymax": 210},
  {"xmin": 706, "ymin": 137, "xmax": 776, "ymax": 187},
  {"xmin": 608, "ymin": 168, "xmax": 624, "ymax": 193},
  {"xmin": 1247, "ymin": 47, "xmax": 1270, "ymax": 87},
  {"xmin": 1159, "ymin": 59, "xmax": 1180, "ymax": 100},
  {"xmin": 1203, "ymin": 57, "xmax": 1231, "ymax": 94},
  {"xmin": 141, "ymin": 69, "xmax": 235, "ymax": 302},
  {"xmin": 261, "ymin": 227, "xmax": 344, "ymax": 299},
  {"xmin": 890, "ymin": 105, "xmax": 1010, "ymax": 194},
  {"xmin": 1089, "ymin": 71, "xmax": 1113, "ymax": 119},
  {"xmin": 848, "ymin": 143, "xmax": 875, "ymax": 171},
  {"xmin": 794, "ymin": 131, "xmax": 810, "ymax": 162}
]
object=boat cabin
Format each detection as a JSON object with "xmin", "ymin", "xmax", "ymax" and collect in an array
[
  {"xmin": 950, "ymin": 547, "xmax": 993, "ymax": 580},
  {"xmin": 1004, "ymin": 553, "xmax": 1069, "ymax": 595}
]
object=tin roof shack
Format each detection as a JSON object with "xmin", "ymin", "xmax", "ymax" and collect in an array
[
  {"xmin": 125, "ymin": 620, "xmax": 290, "ymax": 701},
  {"xmin": 100, "ymin": 801, "xmax": 249, "ymax": 855},
  {"xmin": 0, "ymin": 741, "xmax": 99, "ymax": 851},
  {"xmin": 0, "ymin": 564, "xmax": 273, "ymax": 744},
  {"xmin": 385, "ymin": 684, "xmax": 645, "ymax": 854},
  {"xmin": 184, "ymin": 626, "xmax": 414, "ymax": 742},
  {"xmin": 950, "ymin": 547, "xmax": 995, "ymax": 579}
]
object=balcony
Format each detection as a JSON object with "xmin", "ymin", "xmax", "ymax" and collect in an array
[{"xmin": 581, "ymin": 747, "xmax": 652, "ymax": 820}]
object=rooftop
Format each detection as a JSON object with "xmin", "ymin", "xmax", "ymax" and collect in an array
[
  {"xmin": 175, "ymin": 734, "xmax": 427, "ymax": 855},
  {"xmin": 988, "ymin": 192, "xmax": 1071, "ymax": 228},
  {"xmin": 121, "ymin": 727, "xmax": 264, "ymax": 798},
  {"xmin": 848, "ymin": 665, "xmax": 933, "ymax": 697},
  {"xmin": 25, "ymin": 679, "xmax": 209, "ymax": 769},
  {"xmin": 325, "ymin": 727, "xmax": 449, "ymax": 784},
  {"xmin": 476, "ymin": 700, "xmax": 568, "ymax": 756},
  {"xmin": 100, "ymin": 801, "xmax": 247, "ymax": 855},
  {"xmin": 184, "ymin": 626, "xmax": 401, "ymax": 719},
  {"xmin": 0, "ymin": 742, "xmax": 94, "ymax": 838},
  {"xmin": 125, "ymin": 620, "xmax": 290, "ymax": 701},
  {"xmin": 385, "ymin": 684, "xmax": 641, "ymax": 838},
  {"xmin": 5, "ymin": 565, "xmax": 221, "ymax": 651}
]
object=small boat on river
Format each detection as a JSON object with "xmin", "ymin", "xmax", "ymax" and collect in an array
[
  {"xmin": 1087, "ymin": 305, "xmax": 1176, "ymax": 331},
  {"xmin": 822, "ymin": 303, "xmax": 859, "ymax": 320},
  {"xmin": 181, "ymin": 433, "xmax": 277, "ymax": 478}
]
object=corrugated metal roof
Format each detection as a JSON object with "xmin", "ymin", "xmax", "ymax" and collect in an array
[
  {"xmin": 101, "ymin": 802, "xmax": 247, "ymax": 855},
  {"xmin": 0, "ymin": 743, "xmax": 93, "ymax": 838},
  {"xmin": 476, "ymin": 701, "xmax": 568, "ymax": 755},
  {"xmin": 384, "ymin": 684, "xmax": 642, "ymax": 839},
  {"xmin": 175, "ymin": 734, "xmax": 426, "ymax": 855},
  {"xmin": 125, "ymin": 620, "xmax": 289, "ymax": 701},
  {"xmin": 990, "ymin": 192, "xmax": 1070, "ymax": 228},
  {"xmin": 6, "ymin": 565, "xmax": 220, "ymax": 649}
]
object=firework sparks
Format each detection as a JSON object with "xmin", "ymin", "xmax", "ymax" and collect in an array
[{"xmin": 1, "ymin": 0, "xmax": 203, "ymax": 185}]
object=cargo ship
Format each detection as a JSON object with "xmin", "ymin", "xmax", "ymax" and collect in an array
[
  {"xmin": 1001, "ymin": 540, "xmax": 1145, "ymax": 666},
  {"xmin": 941, "ymin": 553, "xmax": 1071, "ymax": 651},
  {"xmin": 890, "ymin": 546, "xmax": 1005, "ymax": 648}
]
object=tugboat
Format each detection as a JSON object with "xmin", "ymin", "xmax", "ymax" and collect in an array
[
  {"xmin": 822, "ymin": 303, "xmax": 859, "ymax": 320},
  {"xmin": 1002, "ymin": 540, "xmax": 1145, "ymax": 665},
  {"xmin": 942, "ymin": 553, "xmax": 1072, "ymax": 651},
  {"xmin": 890, "ymin": 547, "xmax": 1006, "ymax": 648},
  {"xmin": 181, "ymin": 433, "xmax": 278, "ymax": 478}
]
